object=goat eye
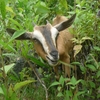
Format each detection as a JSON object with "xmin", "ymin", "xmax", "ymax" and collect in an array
[
  {"xmin": 33, "ymin": 38, "xmax": 40, "ymax": 43},
  {"xmin": 33, "ymin": 38, "xmax": 38, "ymax": 42}
]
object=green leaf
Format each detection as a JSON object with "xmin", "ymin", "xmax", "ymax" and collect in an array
[
  {"xmin": 97, "ymin": 94, "xmax": 100, "ymax": 99},
  {"xmin": 67, "ymin": 76, "xmax": 77, "ymax": 86},
  {"xmin": 49, "ymin": 81, "xmax": 60, "ymax": 88},
  {"xmin": 97, "ymin": 71, "xmax": 100, "ymax": 78},
  {"xmin": 73, "ymin": 95, "xmax": 78, "ymax": 100},
  {"xmin": 8, "ymin": 84, "xmax": 14, "ymax": 97},
  {"xmin": 1, "ymin": 63, "xmax": 15, "ymax": 74},
  {"xmin": 9, "ymin": 30, "xmax": 26, "ymax": 42},
  {"xmin": 57, "ymin": 86, "xmax": 62, "ymax": 91},
  {"xmin": 59, "ymin": 0, "xmax": 68, "ymax": 10},
  {"xmin": 36, "ymin": 1, "xmax": 50, "ymax": 14},
  {"xmin": 86, "ymin": 64, "xmax": 96, "ymax": 71},
  {"xmin": 59, "ymin": 76, "xmax": 65, "ymax": 86},
  {"xmin": 6, "ymin": 6, "xmax": 16, "ymax": 17},
  {"xmin": 89, "ymin": 81, "xmax": 95, "ymax": 88},
  {"xmin": 94, "ymin": 46, "xmax": 100, "ymax": 51},
  {"xmin": 1, "ymin": 84, "xmax": 7, "ymax": 98},
  {"xmin": 80, "ymin": 65, "xmax": 86, "ymax": 73},
  {"xmin": 70, "ymin": 76, "xmax": 77, "ymax": 85},
  {"xmin": 0, "ymin": 0, "xmax": 6, "ymax": 19},
  {"xmin": 9, "ymin": 18, "xmax": 22, "ymax": 28},
  {"xmin": 97, "ymin": 87, "xmax": 100, "ymax": 98},
  {"xmin": 71, "ymin": 86, "xmax": 75, "ymax": 90},
  {"xmin": 65, "ymin": 90, "xmax": 72, "ymax": 100},
  {"xmin": 71, "ymin": 62, "xmax": 80, "ymax": 65},
  {"xmin": 27, "ymin": 55, "xmax": 48, "ymax": 68},
  {"xmin": 57, "ymin": 92, "xmax": 63, "ymax": 97},
  {"xmin": 81, "ymin": 36, "xmax": 92, "ymax": 41},
  {"xmin": 75, "ymin": 79, "xmax": 82, "ymax": 85},
  {"xmin": 77, "ymin": 91, "xmax": 85, "ymax": 96},
  {"xmin": 14, "ymin": 80, "xmax": 35, "ymax": 91},
  {"xmin": 0, "ymin": 87, "xmax": 4, "ymax": 95},
  {"xmin": 4, "ymin": 44, "xmax": 17, "ymax": 53},
  {"xmin": 59, "ymin": 61, "xmax": 71, "ymax": 67},
  {"xmin": 2, "ymin": 53, "xmax": 17, "ymax": 57},
  {"xmin": 0, "ymin": 73, "xmax": 3, "ymax": 78}
]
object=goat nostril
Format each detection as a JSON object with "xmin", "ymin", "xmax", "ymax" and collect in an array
[{"xmin": 50, "ymin": 51, "xmax": 58, "ymax": 59}]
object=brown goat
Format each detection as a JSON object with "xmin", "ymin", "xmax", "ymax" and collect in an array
[
  {"xmin": 7, "ymin": 14, "xmax": 76, "ymax": 79},
  {"xmin": 52, "ymin": 16, "xmax": 75, "ymax": 79}
]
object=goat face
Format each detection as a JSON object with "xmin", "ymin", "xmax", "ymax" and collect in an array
[
  {"xmin": 7, "ymin": 14, "xmax": 76, "ymax": 66},
  {"xmin": 33, "ymin": 23, "xmax": 59, "ymax": 66}
]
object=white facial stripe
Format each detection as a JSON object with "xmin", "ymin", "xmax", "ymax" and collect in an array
[
  {"xmin": 50, "ymin": 27, "xmax": 59, "ymax": 46},
  {"xmin": 33, "ymin": 30, "xmax": 49, "ymax": 54}
]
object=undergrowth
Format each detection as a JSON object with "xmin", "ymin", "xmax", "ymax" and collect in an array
[{"xmin": 0, "ymin": 0, "xmax": 100, "ymax": 100}]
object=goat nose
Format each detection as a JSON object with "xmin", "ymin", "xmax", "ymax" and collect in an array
[{"xmin": 50, "ymin": 51, "xmax": 58, "ymax": 59}]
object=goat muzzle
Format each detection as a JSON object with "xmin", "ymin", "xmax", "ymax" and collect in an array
[
  {"xmin": 46, "ymin": 51, "xmax": 59, "ymax": 66},
  {"xmin": 50, "ymin": 51, "xmax": 58, "ymax": 60}
]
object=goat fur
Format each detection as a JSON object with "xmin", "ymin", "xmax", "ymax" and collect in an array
[
  {"xmin": 7, "ymin": 14, "xmax": 76, "ymax": 79},
  {"xmin": 52, "ymin": 16, "xmax": 74, "ymax": 79}
]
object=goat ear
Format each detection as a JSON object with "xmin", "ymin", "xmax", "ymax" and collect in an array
[
  {"xmin": 6, "ymin": 28, "xmax": 33, "ymax": 40},
  {"xmin": 54, "ymin": 14, "xmax": 76, "ymax": 31}
]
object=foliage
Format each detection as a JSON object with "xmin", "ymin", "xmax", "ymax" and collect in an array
[{"xmin": 0, "ymin": 0, "xmax": 100, "ymax": 100}]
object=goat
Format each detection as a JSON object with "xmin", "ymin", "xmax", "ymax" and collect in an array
[{"xmin": 7, "ymin": 14, "xmax": 76, "ymax": 79}]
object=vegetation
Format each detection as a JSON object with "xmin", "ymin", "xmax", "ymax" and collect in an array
[{"xmin": 0, "ymin": 0, "xmax": 100, "ymax": 100}]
